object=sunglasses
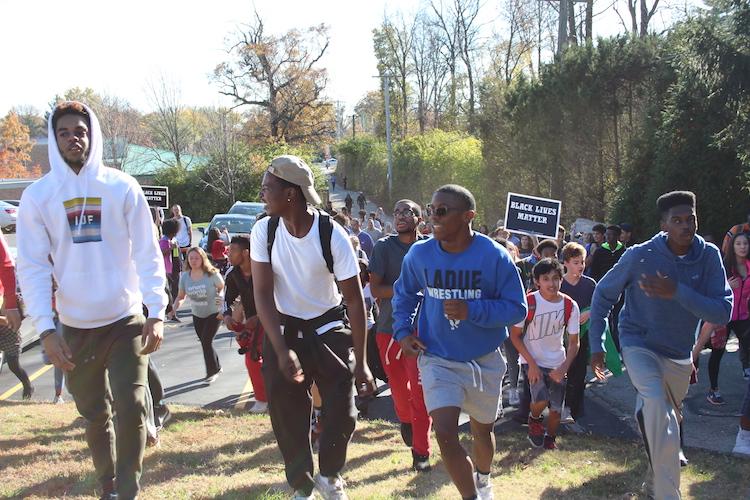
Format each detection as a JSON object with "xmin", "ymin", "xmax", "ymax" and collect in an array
[
  {"xmin": 427, "ymin": 205, "xmax": 462, "ymax": 217},
  {"xmin": 393, "ymin": 208, "xmax": 417, "ymax": 218}
]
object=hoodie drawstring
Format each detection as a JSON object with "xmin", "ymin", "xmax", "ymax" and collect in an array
[
  {"xmin": 76, "ymin": 174, "xmax": 89, "ymax": 236},
  {"xmin": 467, "ymin": 360, "xmax": 484, "ymax": 392}
]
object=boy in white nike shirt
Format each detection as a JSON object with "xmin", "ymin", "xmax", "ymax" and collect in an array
[{"xmin": 510, "ymin": 258, "xmax": 579, "ymax": 450}]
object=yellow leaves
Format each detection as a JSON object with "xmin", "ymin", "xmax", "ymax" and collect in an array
[{"xmin": 0, "ymin": 112, "xmax": 39, "ymax": 179}]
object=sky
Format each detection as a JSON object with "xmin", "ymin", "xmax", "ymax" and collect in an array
[{"xmin": 0, "ymin": 0, "xmax": 700, "ymax": 118}]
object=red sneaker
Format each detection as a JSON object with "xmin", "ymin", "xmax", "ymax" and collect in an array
[
  {"xmin": 527, "ymin": 416, "xmax": 544, "ymax": 447},
  {"xmin": 543, "ymin": 435, "xmax": 557, "ymax": 450}
]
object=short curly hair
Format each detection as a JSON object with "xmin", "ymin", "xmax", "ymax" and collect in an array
[{"xmin": 51, "ymin": 101, "xmax": 91, "ymax": 131}]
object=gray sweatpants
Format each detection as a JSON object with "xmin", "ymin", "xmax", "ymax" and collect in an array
[{"xmin": 622, "ymin": 346, "xmax": 692, "ymax": 500}]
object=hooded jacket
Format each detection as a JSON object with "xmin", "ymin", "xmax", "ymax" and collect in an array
[
  {"xmin": 590, "ymin": 232, "xmax": 732, "ymax": 360},
  {"xmin": 17, "ymin": 104, "xmax": 167, "ymax": 333}
]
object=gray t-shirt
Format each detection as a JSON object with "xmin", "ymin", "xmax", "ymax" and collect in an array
[
  {"xmin": 369, "ymin": 234, "xmax": 427, "ymax": 334},
  {"xmin": 179, "ymin": 271, "xmax": 224, "ymax": 318}
]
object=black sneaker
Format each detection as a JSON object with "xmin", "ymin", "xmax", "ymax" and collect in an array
[
  {"xmin": 400, "ymin": 422, "xmax": 413, "ymax": 448},
  {"xmin": 411, "ymin": 450, "xmax": 431, "ymax": 472},
  {"xmin": 679, "ymin": 449, "xmax": 688, "ymax": 467},
  {"xmin": 527, "ymin": 416, "xmax": 544, "ymax": 448},
  {"xmin": 22, "ymin": 384, "xmax": 34, "ymax": 400}
]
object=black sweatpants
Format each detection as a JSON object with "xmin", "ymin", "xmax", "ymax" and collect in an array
[
  {"xmin": 192, "ymin": 315, "xmax": 221, "ymax": 378},
  {"xmin": 262, "ymin": 325, "xmax": 357, "ymax": 492},
  {"xmin": 564, "ymin": 334, "xmax": 589, "ymax": 419}
]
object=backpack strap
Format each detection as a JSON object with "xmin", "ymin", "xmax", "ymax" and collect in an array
[
  {"xmin": 563, "ymin": 294, "xmax": 574, "ymax": 328},
  {"xmin": 267, "ymin": 211, "xmax": 335, "ymax": 275},
  {"xmin": 318, "ymin": 210, "xmax": 335, "ymax": 275},
  {"xmin": 266, "ymin": 216, "xmax": 281, "ymax": 268},
  {"xmin": 524, "ymin": 293, "xmax": 536, "ymax": 328}
]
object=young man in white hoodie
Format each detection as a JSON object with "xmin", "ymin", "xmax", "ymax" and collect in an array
[{"xmin": 17, "ymin": 101, "xmax": 167, "ymax": 500}]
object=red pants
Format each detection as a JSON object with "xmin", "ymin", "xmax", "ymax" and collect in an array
[
  {"xmin": 244, "ymin": 331, "xmax": 267, "ymax": 403},
  {"xmin": 376, "ymin": 332, "xmax": 432, "ymax": 456}
]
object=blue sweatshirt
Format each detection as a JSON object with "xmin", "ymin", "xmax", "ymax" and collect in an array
[
  {"xmin": 392, "ymin": 233, "xmax": 527, "ymax": 362},
  {"xmin": 590, "ymin": 232, "xmax": 732, "ymax": 360}
]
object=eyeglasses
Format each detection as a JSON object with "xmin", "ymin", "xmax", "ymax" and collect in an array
[
  {"xmin": 393, "ymin": 208, "xmax": 417, "ymax": 218},
  {"xmin": 427, "ymin": 205, "xmax": 461, "ymax": 217}
]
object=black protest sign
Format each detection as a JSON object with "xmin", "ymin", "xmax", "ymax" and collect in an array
[
  {"xmin": 504, "ymin": 192, "xmax": 561, "ymax": 238},
  {"xmin": 141, "ymin": 186, "xmax": 169, "ymax": 209}
]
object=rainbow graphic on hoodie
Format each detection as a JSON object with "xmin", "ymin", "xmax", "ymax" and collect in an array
[{"xmin": 64, "ymin": 197, "xmax": 102, "ymax": 243}]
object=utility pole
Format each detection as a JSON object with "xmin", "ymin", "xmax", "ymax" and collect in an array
[
  {"xmin": 383, "ymin": 76, "xmax": 394, "ymax": 199},
  {"xmin": 351, "ymin": 114, "xmax": 357, "ymax": 139}
]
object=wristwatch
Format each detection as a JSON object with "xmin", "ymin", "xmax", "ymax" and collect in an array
[{"xmin": 39, "ymin": 329, "xmax": 57, "ymax": 341}]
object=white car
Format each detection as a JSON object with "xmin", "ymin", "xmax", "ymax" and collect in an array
[
  {"xmin": 228, "ymin": 201, "xmax": 265, "ymax": 217},
  {"xmin": 198, "ymin": 214, "xmax": 257, "ymax": 251},
  {"xmin": 0, "ymin": 201, "xmax": 18, "ymax": 232}
]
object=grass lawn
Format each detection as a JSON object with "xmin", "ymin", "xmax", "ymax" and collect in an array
[{"xmin": 0, "ymin": 402, "xmax": 746, "ymax": 499}]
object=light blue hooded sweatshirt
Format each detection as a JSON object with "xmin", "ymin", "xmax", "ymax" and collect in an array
[{"xmin": 590, "ymin": 232, "xmax": 732, "ymax": 360}]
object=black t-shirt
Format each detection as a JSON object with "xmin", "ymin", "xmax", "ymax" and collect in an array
[
  {"xmin": 560, "ymin": 275, "xmax": 597, "ymax": 311},
  {"xmin": 369, "ymin": 234, "xmax": 428, "ymax": 334},
  {"xmin": 223, "ymin": 266, "xmax": 256, "ymax": 318}
]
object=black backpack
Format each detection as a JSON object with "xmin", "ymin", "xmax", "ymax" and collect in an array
[{"xmin": 266, "ymin": 209, "xmax": 334, "ymax": 274}]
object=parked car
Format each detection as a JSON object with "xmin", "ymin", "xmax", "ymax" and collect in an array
[
  {"xmin": 3, "ymin": 200, "xmax": 20, "ymax": 206},
  {"xmin": 0, "ymin": 201, "xmax": 18, "ymax": 232},
  {"xmin": 198, "ymin": 214, "xmax": 257, "ymax": 251},
  {"xmin": 228, "ymin": 201, "xmax": 265, "ymax": 217}
]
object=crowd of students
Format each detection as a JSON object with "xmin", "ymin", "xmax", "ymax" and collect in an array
[{"xmin": 5, "ymin": 100, "xmax": 750, "ymax": 500}]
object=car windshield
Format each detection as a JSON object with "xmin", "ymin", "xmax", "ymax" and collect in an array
[
  {"xmin": 229, "ymin": 203, "xmax": 264, "ymax": 216},
  {"xmin": 212, "ymin": 217, "xmax": 254, "ymax": 233}
]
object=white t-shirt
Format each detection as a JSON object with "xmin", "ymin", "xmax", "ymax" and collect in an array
[
  {"xmin": 175, "ymin": 215, "xmax": 192, "ymax": 247},
  {"xmin": 250, "ymin": 211, "xmax": 359, "ymax": 321},
  {"xmin": 516, "ymin": 291, "xmax": 580, "ymax": 369}
]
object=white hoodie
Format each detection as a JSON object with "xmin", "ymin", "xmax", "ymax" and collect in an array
[{"xmin": 17, "ymin": 104, "xmax": 167, "ymax": 332}]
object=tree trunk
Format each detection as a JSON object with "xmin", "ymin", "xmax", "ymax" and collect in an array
[
  {"xmin": 585, "ymin": 0, "xmax": 593, "ymax": 41},
  {"xmin": 567, "ymin": 0, "xmax": 577, "ymax": 46},
  {"xmin": 612, "ymin": 95, "xmax": 621, "ymax": 181}
]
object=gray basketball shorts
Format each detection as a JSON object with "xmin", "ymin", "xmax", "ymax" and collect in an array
[
  {"xmin": 522, "ymin": 364, "xmax": 566, "ymax": 413},
  {"xmin": 418, "ymin": 348, "xmax": 506, "ymax": 424}
]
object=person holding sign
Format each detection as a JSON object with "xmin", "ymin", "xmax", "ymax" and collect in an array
[{"xmin": 393, "ymin": 184, "xmax": 527, "ymax": 500}]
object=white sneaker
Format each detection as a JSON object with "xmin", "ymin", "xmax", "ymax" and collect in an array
[
  {"xmin": 560, "ymin": 407, "xmax": 574, "ymax": 424},
  {"xmin": 205, "ymin": 368, "xmax": 223, "ymax": 384},
  {"xmin": 733, "ymin": 429, "xmax": 750, "ymax": 456},
  {"xmin": 249, "ymin": 401, "xmax": 268, "ymax": 414},
  {"xmin": 508, "ymin": 388, "xmax": 520, "ymax": 407},
  {"xmin": 53, "ymin": 395, "xmax": 64, "ymax": 404},
  {"xmin": 314, "ymin": 474, "xmax": 347, "ymax": 500},
  {"xmin": 292, "ymin": 490, "xmax": 315, "ymax": 499},
  {"xmin": 474, "ymin": 472, "xmax": 493, "ymax": 500}
]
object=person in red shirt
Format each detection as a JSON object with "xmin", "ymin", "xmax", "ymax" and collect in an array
[
  {"xmin": 0, "ymin": 232, "xmax": 33, "ymax": 399},
  {"xmin": 208, "ymin": 228, "xmax": 229, "ymax": 273}
]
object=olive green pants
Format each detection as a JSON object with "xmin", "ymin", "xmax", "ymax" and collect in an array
[{"xmin": 63, "ymin": 315, "xmax": 148, "ymax": 500}]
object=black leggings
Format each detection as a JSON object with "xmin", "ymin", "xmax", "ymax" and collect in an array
[
  {"xmin": 729, "ymin": 319, "xmax": 750, "ymax": 371},
  {"xmin": 695, "ymin": 346, "xmax": 725, "ymax": 391},
  {"xmin": 193, "ymin": 315, "xmax": 221, "ymax": 377},
  {"xmin": 6, "ymin": 355, "xmax": 31, "ymax": 388}
]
